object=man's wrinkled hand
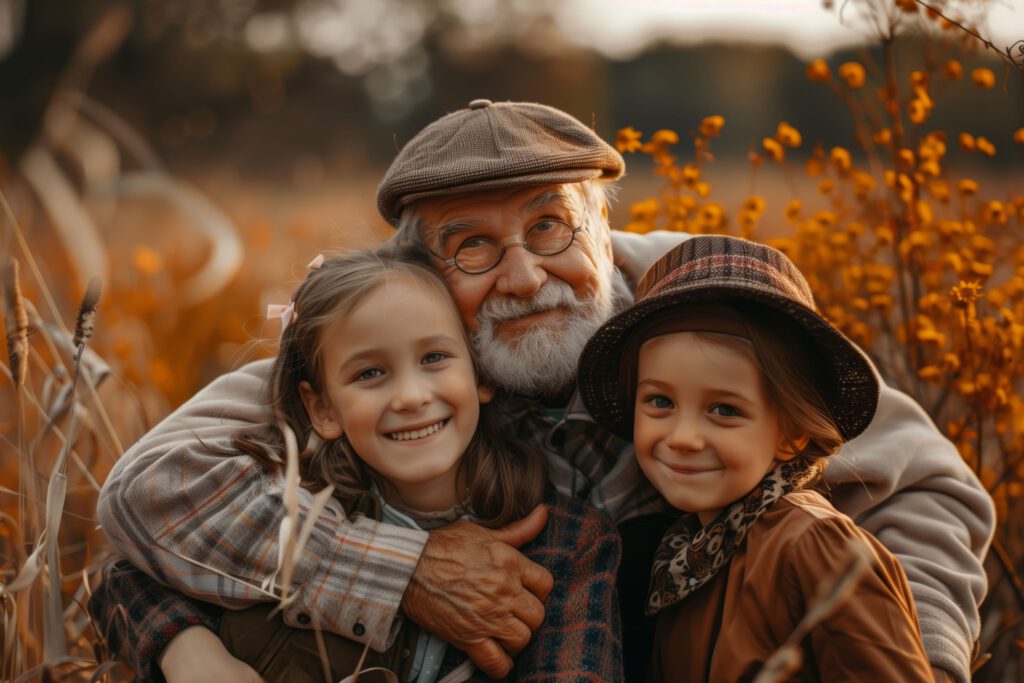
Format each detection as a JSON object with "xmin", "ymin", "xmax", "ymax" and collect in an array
[{"xmin": 400, "ymin": 504, "xmax": 553, "ymax": 679}]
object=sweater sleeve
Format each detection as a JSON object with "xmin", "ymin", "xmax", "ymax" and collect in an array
[
  {"xmin": 822, "ymin": 380, "xmax": 995, "ymax": 682},
  {"xmin": 96, "ymin": 359, "xmax": 428, "ymax": 652},
  {"xmin": 784, "ymin": 516, "xmax": 933, "ymax": 682},
  {"xmin": 88, "ymin": 559, "xmax": 224, "ymax": 682}
]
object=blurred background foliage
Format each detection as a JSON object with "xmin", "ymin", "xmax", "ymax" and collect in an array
[{"xmin": 0, "ymin": 0, "xmax": 1022, "ymax": 680}]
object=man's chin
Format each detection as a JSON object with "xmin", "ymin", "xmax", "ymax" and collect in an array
[
  {"xmin": 495, "ymin": 315, "xmax": 567, "ymax": 349},
  {"xmin": 473, "ymin": 332, "xmax": 581, "ymax": 399}
]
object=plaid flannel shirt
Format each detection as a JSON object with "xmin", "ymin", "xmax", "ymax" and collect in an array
[{"xmin": 90, "ymin": 490, "xmax": 623, "ymax": 682}]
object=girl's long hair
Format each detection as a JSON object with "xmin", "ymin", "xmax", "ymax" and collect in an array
[{"xmin": 230, "ymin": 246, "xmax": 547, "ymax": 527}]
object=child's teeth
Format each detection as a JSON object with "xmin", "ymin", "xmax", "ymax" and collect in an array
[{"xmin": 390, "ymin": 420, "xmax": 446, "ymax": 441}]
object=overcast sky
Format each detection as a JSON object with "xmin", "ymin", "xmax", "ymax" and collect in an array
[{"xmin": 555, "ymin": 0, "xmax": 1024, "ymax": 59}]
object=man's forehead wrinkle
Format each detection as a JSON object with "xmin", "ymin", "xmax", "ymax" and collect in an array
[{"xmin": 525, "ymin": 189, "xmax": 574, "ymax": 212}]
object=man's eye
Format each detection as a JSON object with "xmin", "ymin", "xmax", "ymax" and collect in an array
[
  {"xmin": 459, "ymin": 236, "xmax": 490, "ymax": 250},
  {"xmin": 356, "ymin": 368, "xmax": 384, "ymax": 381},
  {"xmin": 710, "ymin": 404, "xmax": 742, "ymax": 418},
  {"xmin": 422, "ymin": 352, "xmax": 448, "ymax": 364},
  {"xmin": 644, "ymin": 395, "xmax": 673, "ymax": 409},
  {"xmin": 532, "ymin": 221, "xmax": 557, "ymax": 233}
]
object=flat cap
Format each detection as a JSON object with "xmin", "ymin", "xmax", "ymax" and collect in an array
[{"xmin": 376, "ymin": 99, "xmax": 625, "ymax": 224}]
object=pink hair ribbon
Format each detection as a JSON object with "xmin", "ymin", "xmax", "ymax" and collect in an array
[{"xmin": 267, "ymin": 302, "xmax": 297, "ymax": 340}]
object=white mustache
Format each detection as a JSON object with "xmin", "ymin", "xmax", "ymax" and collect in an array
[{"xmin": 476, "ymin": 280, "xmax": 581, "ymax": 324}]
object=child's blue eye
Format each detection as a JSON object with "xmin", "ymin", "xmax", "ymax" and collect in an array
[
  {"xmin": 356, "ymin": 368, "xmax": 384, "ymax": 381},
  {"xmin": 422, "ymin": 352, "xmax": 448, "ymax": 364},
  {"xmin": 710, "ymin": 403, "xmax": 741, "ymax": 418},
  {"xmin": 645, "ymin": 395, "xmax": 674, "ymax": 409}
]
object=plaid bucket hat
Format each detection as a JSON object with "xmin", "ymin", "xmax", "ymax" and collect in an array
[
  {"xmin": 376, "ymin": 99, "xmax": 624, "ymax": 224},
  {"xmin": 578, "ymin": 235, "xmax": 879, "ymax": 441}
]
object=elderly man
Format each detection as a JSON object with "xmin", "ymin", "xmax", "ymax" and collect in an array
[{"xmin": 97, "ymin": 100, "xmax": 993, "ymax": 682}]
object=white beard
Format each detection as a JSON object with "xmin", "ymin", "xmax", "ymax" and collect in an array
[{"xmin": 471, "ymin": 278, "xmax": 615, "ymax": 398}]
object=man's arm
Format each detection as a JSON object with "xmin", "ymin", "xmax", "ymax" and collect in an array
[
  {"xmin": 98, "ymin": 359, "xmax": 551, "ymax": 674},
  {"xmin": 97, "ymin": 359, "xmax": 428, "ymax": 651},
  {"xmin": 823, "ymin": 380, "xmax": 995, "ymax": 683}
]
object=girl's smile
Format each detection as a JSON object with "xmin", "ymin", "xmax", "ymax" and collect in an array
[
  {"xmin": 633, "ymin": 331, "xmax": 794, "ymax": 527},
  {"xmin": 300, "ymin": 272, "xmax": 491, "ymax": 512}
]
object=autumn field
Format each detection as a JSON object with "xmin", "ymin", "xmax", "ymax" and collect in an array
[{"xmin": 2, "ymin": 0, "xmax": 1024, "ymax": 681}]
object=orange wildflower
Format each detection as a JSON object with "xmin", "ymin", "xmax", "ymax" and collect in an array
[
  {"xmin": 874, "ymin": 128, "xmax": 892, "ymax": 145},
  {"xmin": 976, "ymin": 137, "xmax": 996, "ymax": 157},
  {"xmin": 806, "ymin": 59, "xmax": 831, "ymax": 83},
  {"xmin": 784, "ymin": 199, "xmax": 802, "ymax": 222},
  {"xmin": 929, "ymin": 180, "xmax": 951, "ymax": 202},
  {"xmin": 984, "ymin": 201, "xmax": 1008, "ymax": 224},
  {"xmin": 1014, "ymin": 128, "xmax": 1024, "ymax": 144},
  {"xmin": 951, "ymin": 280, "xmax": 983, "ymax": 308},
  {"xmin": 908, "ymin": 98, "xmax": 929, "ymax": 124},
  {"xmin": 838, "ymin": 62, "xmax": 866, "ymax": 89},
  {"xmin": 818, "ymin": 178, "xmax": 835, "ymax": 195},
  {"xmin": 616, "ymin": 127, "xmax": 643, "ymax": 153},
  {"xmin": 742, "ymin": 196, "xmax": 766, "ymax": 214},
  {"xmin": 971, "ymin": 68, "xmax": 996, "ymax": 89},
  {"xmin": 763, "ymin": 137, "xmax": 784, "ymax": 162},
  {"xmin": 681, "ymin": 164, "xmax": 700, "ymax": 187},
  {"xmin": 898, "ymin": 148, "xmax": 916, "ymax": 169},
  {"xmin": 649, "ymin": 129, "xmax": 679, "ymax": 146},
  {"xmin": 699, "ymin": 115, "xmax": 725, "ymax": 138},
  {"xmin": 853, "ymin": 171, "xmax": 876, "ymax": 198},
  {"xmin": 830, "ymin": 146, "xmax": 852, "ymax": 173},
  {"xmin": 959, "ymin": 132, "xmax": 976, "ymax": 151},
  {"xmin": 958, "ymin": 179, "xmax": 979, "ymax": 195},
  {"xmin": 776, "ymin": 122, "xmax": 802, "ymax": 148},
  {"xmin": 910, "ymin": 70, "xmax": 929, "ymax": 88},
  {"xmin": 943, "ymin": 60, "xmax": 964, "ymax": 79}
]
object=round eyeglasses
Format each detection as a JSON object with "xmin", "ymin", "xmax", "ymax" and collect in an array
[{"xmin": 434, "ymin": 220, "xmax": 586, "ymax": 275}]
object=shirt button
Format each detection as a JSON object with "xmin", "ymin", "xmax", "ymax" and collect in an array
[
  {"xmin": 353, "ymin": 621, "xmax": 366, "ymax": 637},
  {"xmin": 297, "ymin": 613, "xmax": 311, "ymax": 625},
  {"xmin": 401, "ymin": 648, "xmax": 411, "ymax": 659}
]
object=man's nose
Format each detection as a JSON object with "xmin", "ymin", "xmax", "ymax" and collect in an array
[
  {"xmin": 494, "ymin": 243, "xmax": 547, "ymax": 298},
  {"xmin": 390, "ymin": 372, "xmax": 432, "ymax": 412}
]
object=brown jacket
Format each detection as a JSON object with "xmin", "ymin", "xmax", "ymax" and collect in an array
[{"xmin": 647, "ymin": 490, "xmax": 932, "ymax": 682}]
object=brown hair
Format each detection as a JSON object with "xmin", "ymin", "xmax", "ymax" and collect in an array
[
  {"xmin": 231, "ymin": 246, "xmax": 547, "ymax": 526},
  {"xmin": 622, "ymin": 300, "xmax": 844, "ymax": 468}
]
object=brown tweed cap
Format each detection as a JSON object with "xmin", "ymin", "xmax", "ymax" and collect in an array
[
  {"xmin": 578, "ymin": 235, "xmax": 879, "ymax": 441},
  {"xmin": 376, "ymin": 99, "xmax": 625, "ymax": 224}
]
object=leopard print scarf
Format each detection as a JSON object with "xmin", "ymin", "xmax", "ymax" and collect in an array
[{"xmin": 646, "ymin": 458, "xmax": 824, "ymax": 615}]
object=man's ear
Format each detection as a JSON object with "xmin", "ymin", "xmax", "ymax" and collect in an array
[
  {"xmin": 477, "ymin": 384, "xmax": 496, "ymax": 404},
  {"xmin": 299, "ymin": 380, "xmax": 344, "ymax": 440},
  {"xmin": 776, "ymin": 433, "xmax": 810, "ymax": 462}
]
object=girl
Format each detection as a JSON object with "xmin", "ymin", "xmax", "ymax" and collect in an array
[
  {"xmin": 92, "ymin": 247, "xmax": 622, "ymax": 682},
  {"xmin": 577, "ymin": 235, "xmax": 932, "ymax": 681}
]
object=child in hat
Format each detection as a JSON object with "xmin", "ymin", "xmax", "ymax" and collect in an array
[{"xmin": 578, "ymin": 235, "xmax": 932, "ymax": 681}]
